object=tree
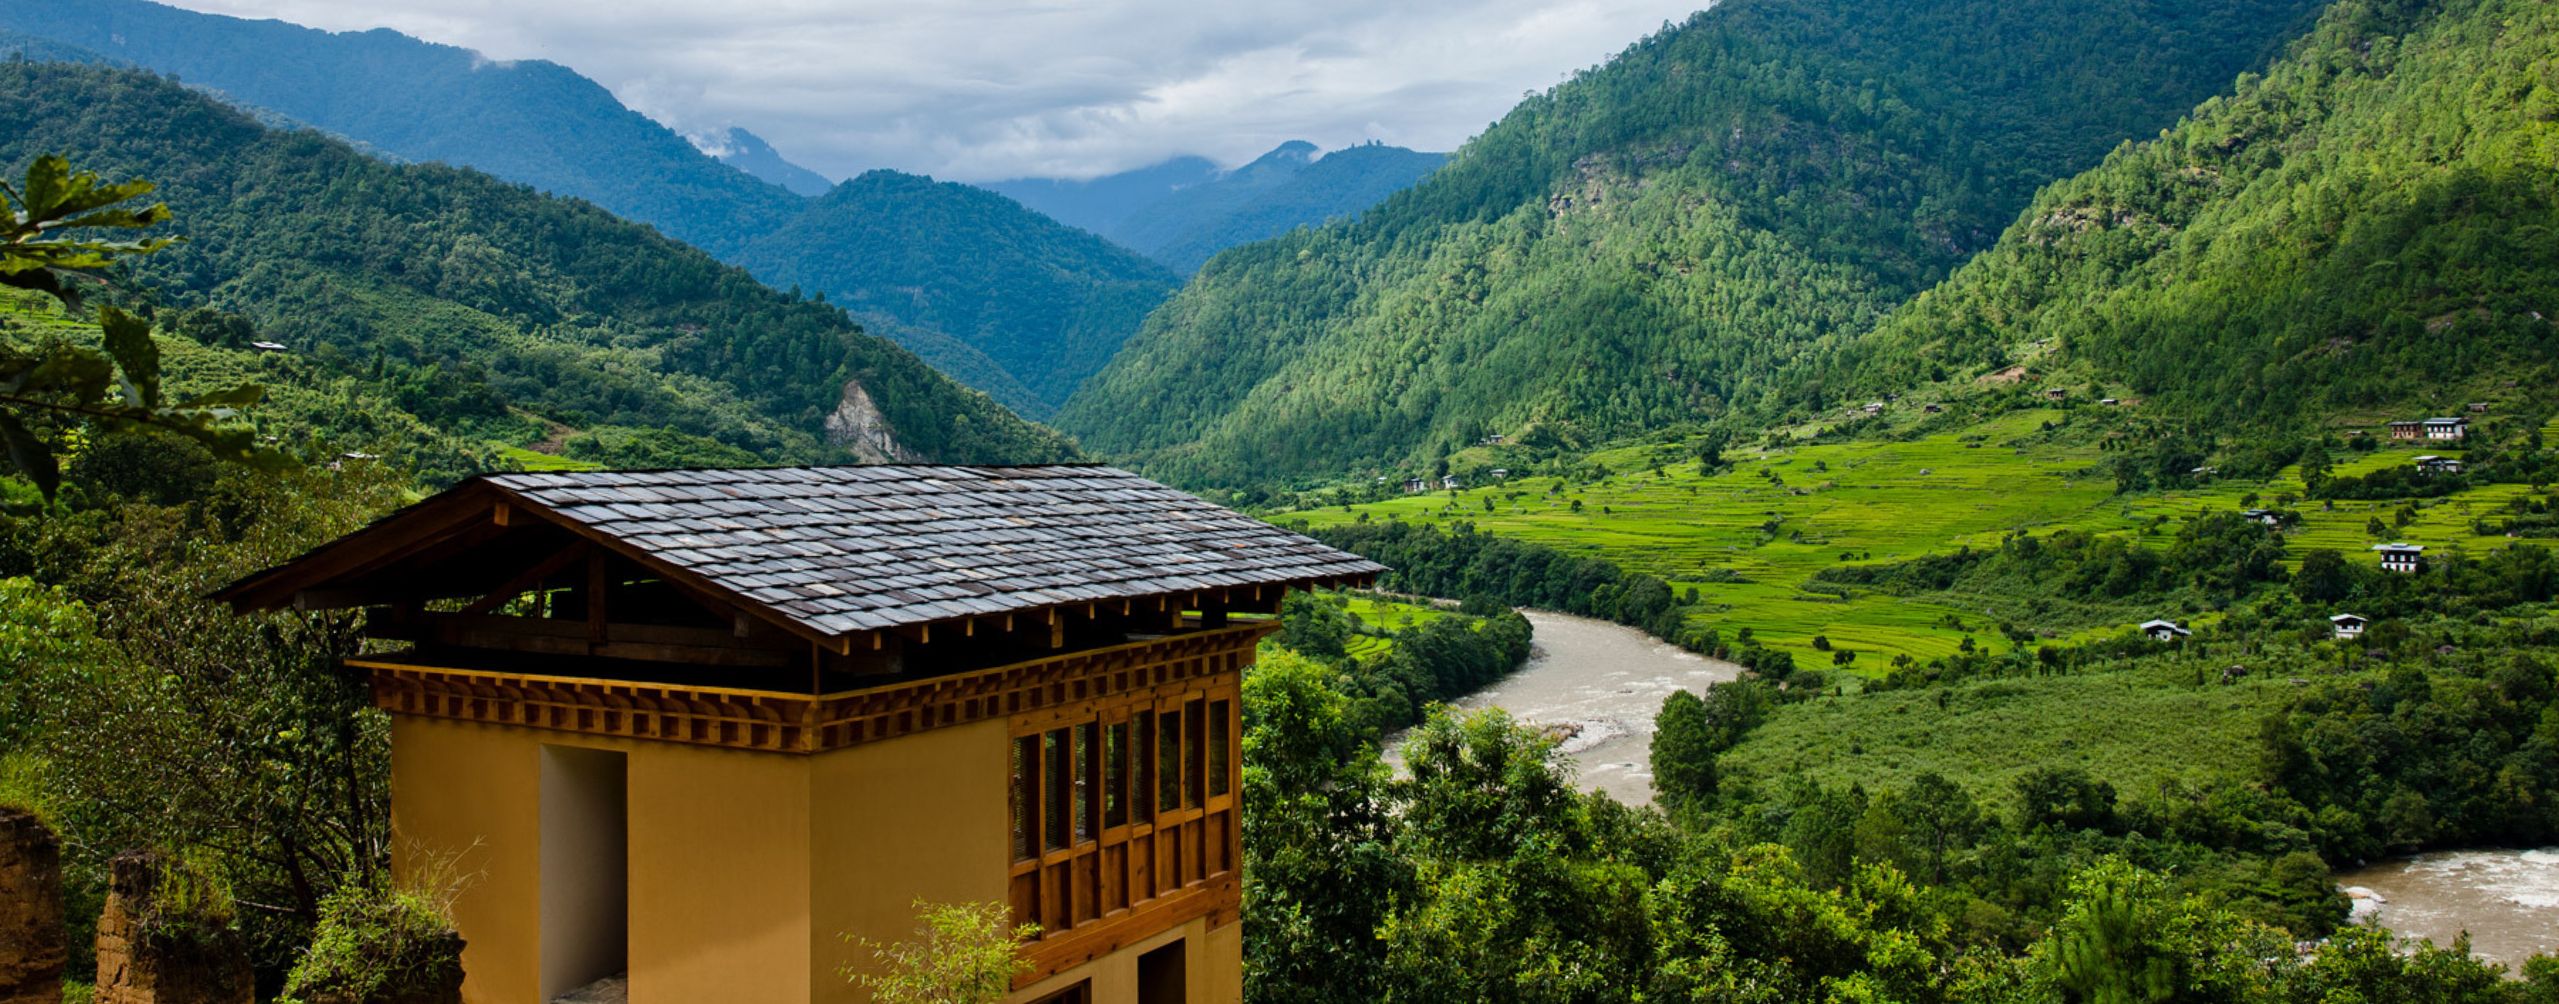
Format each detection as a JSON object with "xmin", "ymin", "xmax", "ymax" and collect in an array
[
  {"xmin": 1894, "ymin": 772, "xmax": 1981, "ymax": 884},
  {"xmin": 2049, "ymin": 860, "xmax": 2177, "ymax": 1004},
  {"xmin": 840, "ymin": 900, "xmax": 1034, "ymax": 1004},
  {"xmin": 0, "ymin": 155, "xmax": 267, "ymax": 497},
  {"xmin": 1275, "ymin": 591, "xmax": 1354, "ymax": 661},
  {"xmin": 2293, "ymin": 548, "xmax": 2356, "ymax": 604},
  {"xmin": 1650, "ymin": 690, "xmax": 1718, "ymax": 809}
]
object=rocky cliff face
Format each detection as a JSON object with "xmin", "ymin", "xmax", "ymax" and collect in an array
[
  {"xmin": 823, "ymin": 379, "xmax": 914, "ymax": 463},
  {"xmin": 0, "ymin": 809, "xmax": 63, "ymax": 1004}
]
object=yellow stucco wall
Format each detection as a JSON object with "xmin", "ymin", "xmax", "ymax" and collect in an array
[
  {"xmin": 393, "ymin": 710, "xmax": 1233, "ymax": 1004},
  {"xmin": 810, "ymin": 718, "xmax": 1010, "ymax": 1001}
]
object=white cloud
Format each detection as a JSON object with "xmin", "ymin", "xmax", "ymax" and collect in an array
[{"xmin": 152, "ymin": 0, "xmax": 1702, "ymax": 181}]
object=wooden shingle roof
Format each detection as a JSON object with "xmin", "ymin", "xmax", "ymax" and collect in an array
[{"xmin": 219, "ymin": 465, "xmax": 1383, "ymax": 640}]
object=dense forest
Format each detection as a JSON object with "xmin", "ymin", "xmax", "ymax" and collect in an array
[
  {"xmin": 1816, "ymin": 0, "xmax": 2559, "ymax": 430},
  {"xmin": 1059, "ymin": 0, "xmax": 2325, "ymax": 486},
  {"xmin": 733, "ymin": 172, "xmax": 1181, "ymax": 416},
  {"xmin": 0, "ymin": 62, "xmax": 1075, "ymax": 472}
]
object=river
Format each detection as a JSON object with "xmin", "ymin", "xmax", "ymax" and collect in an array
[
  {"xmin": 2337, "ymin": 849, "xmax": 2559, "ymax": 969},
  {"xmin": 1391, "ymin": 610, "xmax": 1744, "ymax": 805}
]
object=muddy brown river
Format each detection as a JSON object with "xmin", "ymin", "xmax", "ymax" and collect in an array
[
  {"xmin": 2337, "ymin": 849, "xmax": 2559, "ymax": 969},
  {"xmin": 1390, "ymin": 610, "xmax": 1744, "ymax": 805}
]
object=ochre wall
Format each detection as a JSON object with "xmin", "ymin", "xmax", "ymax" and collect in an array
[
  {"xmin": 810, "ymin": 718, "xmax": 1009, "ymax": 1000},
  {"xmin": 392, "ymin": 710, "xmax": 1237, "ymax": 1004},
  {"xmin": 392, "ymin": 718, "xmax": 817, "ymax": 1004}
]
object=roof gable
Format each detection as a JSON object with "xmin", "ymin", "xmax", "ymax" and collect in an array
[{"xmin": 220, "ymin": 465, "xmax": 1383, "ymax": 639}]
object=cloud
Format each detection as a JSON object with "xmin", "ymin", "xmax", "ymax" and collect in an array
[{"xmin": 153, "ymin": 0, "xmax": 1702, "ymax": 181}]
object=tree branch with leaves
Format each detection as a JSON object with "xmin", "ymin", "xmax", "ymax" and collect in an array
[{"xmin": 0, "ymin": 154, "xmax": 272, "ymax": 498}]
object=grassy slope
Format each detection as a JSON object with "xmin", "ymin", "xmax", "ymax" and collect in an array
[{"xmin": 1282, "ymin": 406, "xmax": 2541, "ymax": 662}]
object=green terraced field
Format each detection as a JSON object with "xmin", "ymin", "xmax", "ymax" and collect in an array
[
  {"xmin": 1339, "ymin": 594, "xmax": 1452, "ymax": 661},
  {"xmin": 1720, "ymin": 658, "xmax": 2294, "ymax": 803},
  {"xmin": 1283, "ymin": 408, "xmax": 2545, "ymax": 665}
]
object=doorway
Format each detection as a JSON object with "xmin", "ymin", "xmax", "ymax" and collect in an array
[
  {"xmin": 540, "ymin": 745, "xmax": 627, "ymax": 1002},
  {"xmin": 1137, "ymin": 938, "xmax": 1186, "ymax": 1004}
]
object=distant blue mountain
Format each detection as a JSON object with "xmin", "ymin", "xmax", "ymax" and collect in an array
[
  {"xmin": 987, "ymin": 141, "xmax": 1447, "ymax": 272},
  {"xmin": 696, "ymin": 126, "xmax": 834, "ymax": 198}
]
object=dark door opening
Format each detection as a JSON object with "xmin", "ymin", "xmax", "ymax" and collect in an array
[
  {"xmin": 1137, "ymin": 938, "xmax": 1186, "ymax": 1004},
  {"xmin": 540, "ymin": 745, "xmax": 627, "ymax": 1002}
]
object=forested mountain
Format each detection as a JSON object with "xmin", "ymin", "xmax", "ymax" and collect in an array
[
  {"xmin": 1824, "ymin": 0, "xmax": 2559, "ymax": 426},
  {"xmin": 0, "ymin": 0, "xmax": 1174, "ymax": 414},
  {"xmin": 1060, "ymin": 0, "xmax": 2327, "ymax": 486},
  {"xmin": 694, "ymin": 126, "xmax": 835, "ymax": 198},
  {"xmin": 734, "ymin": 172, "xmax": 1182, "ymax": 416},
  {"xmin": 0, "ymin": 62, "xmax": 1074, "ymax": 471},
  {"xmin": 0, "ymin": 0, "xmax": 802, "ymax": 257},
  {"xmin": 989, "ymin": 141, "xmax": 1448, "ymax": 272}
]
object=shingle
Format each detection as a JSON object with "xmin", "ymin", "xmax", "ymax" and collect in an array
[{"xmin": 485, "ymin": 466, "xmax": 1383, "ymax": 637}]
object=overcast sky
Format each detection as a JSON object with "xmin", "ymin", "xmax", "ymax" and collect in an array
[{"xmin": 153, "ymin": 0, "xmax": 1700, "ymax": 182}]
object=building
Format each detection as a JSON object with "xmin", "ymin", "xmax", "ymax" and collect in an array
[
  {"xmin": 2238, "ymin": 508, "xmax": 2284, "ymax": 527},
  {"xmin": 2414, "ymin": 455, "xmax": 2464, "ymax": 475},
  {"xmin": 2468, "ymin": 402, "xmax": 2491, "ymax": 414},
  {"xmin": 1923, "ymin": 403, "xmax": 1943, "ymax": 414},
  {"xmin": 2423, "ymin": 417, "xmax": 2468, "ymax": 440},
  {"xmin": 1490, "ymin": 469, "xmax": 1510, "ymax": 480},
  {"xmin": 1403, "ymin": 477, "xmax": 1426, "ymax": 494},
  {"xmin": 2388, "ymin": 420, "xmax": 2423, "ymax": 440},
  {"xmin": 1441, "ymin": 475, "xmax": 1462, "ymax": 491},
  {"xmin": 216, "ymin": 465, "xmax": 1383, "ymax": 1004},
  {"xmin": 2330, "ymin": 614, "xmax": 2368, "ymax": 640},
  {"xmin": 1862, "ymin": 402, "xmax": 1884, "ymax": 415},
  {"xmin": 2138, "ymin": 619, "xmax": 2191, "ymax": 642},
  {"xmin": 249, "ymin": 340, "xmax": 290, "ymax": 353},
  {"xmin": 2044, "ymin": 388, "xmax": 2068, "ymax": 401},
  {"xmin": 2374, "ymin": 542, "xmax": 2425, "ymax": 573},
  {"xmin": 2099, "ymin": 397, "xmax": 2120, "ymax": 406}
]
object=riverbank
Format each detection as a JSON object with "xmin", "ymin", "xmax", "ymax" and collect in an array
[
  {"xmin": 1393, "ymin": 609, "xmax": 1744, "ymax": 805},
  {"xmin": 2338, "ymin": 848, "xmax": 2559, "ymax": 970}
]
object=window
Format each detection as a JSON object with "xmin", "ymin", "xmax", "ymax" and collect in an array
[
  {"xmin": 1009, "ymin": 691, "xmax": 1242, "ymax": 946},
  {"xmin": 1043, "ymin": 728, "xmax": 1070, "ymax": 851},
  {"xmin": 1157, "ymin": 710, "xmax": 1183, "ymax": 813},
  {"xmin": 1207, "ymin": 700, "xmax": 1231, "ymax": 798},
  {"xmin": 1104, "ymin": 722, "xmax": 1129, "ymax": 828},
  {"xmin": 1072, "ymin": 722, "xmax": 1097, "ymax": 842}
]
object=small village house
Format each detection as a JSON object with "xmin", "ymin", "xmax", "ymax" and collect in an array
[
  {"xmin": 2468, "ymin": 402, "xmax": 2490, "ymax": 414},
  {"xmin": 249, "ymin": 340, "xmax": 290, "ymax": 353},
  {"xmin": 2414, "ymin": 455, "xmax": 2464, "ymax": 476},
  {"xmin": 218, "ymin": 465, "xmax": 1383, "ymax": 1004},
  {"xmin": 1862, "ymin": 402, "xmax": 1884, "ymax": 415},
  {"xmin": 2044, "ymin": 388, "xmax": 2068, "ymax": 401},
  {"xmin": 2388, "ymin": 420, "xmax": 2423, "ymax": 441},
  {"xmin": 1403, "ymin": 477, "xmax": 1426, "ymax": 494},
  {"xmin": 2330, "ymin": 613, "xmax": 2368, "ymax": 640},
  {"xmin": 2374, "ymin": 542, "xmax": 2425, "ymax": 573},
  {"xmin": 2138, "ymin": 619, "xmax": 2191, "ymax": 642},
  {"xmin": 2423, "ymin": 417, "xmax": 2468, "ymax": 440},
  {"xmin": 1441, "ymin": 475, "xmax": 1462, "ymax": 491},
  {"xmin": 2238, "ymin": 508, "xmax": 2284, "ymax": 528}
]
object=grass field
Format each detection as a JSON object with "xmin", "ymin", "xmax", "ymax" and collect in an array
[
  {"xmin": 1719, "ymin": 659, "xmax": 2295, "ymax": 803},
  {"xmin": 1339, "ymin": 594, "xmax": 1453, "ymax": 660},
  {"xmin": 1281, "ymin": 407, "xmax": 2547, "ymax": 665}
]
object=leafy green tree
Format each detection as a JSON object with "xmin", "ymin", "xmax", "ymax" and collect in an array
[
  {"xmin": 1275, "ymin": 590, "xmax": 1354, "ymax": 660},
  {"xmin": 0, "ymin": 155, "xmax": 265, "ymax": 497},
  {"xmin": 2048, "ymin": 860, "xmax": 2177, "ymax": 1004},
  {"xmin": 1650, "ymin": 690, "xmax": 1719, "ymax": 810},
  {"xmin": 840, "ymin": 900, "xmax": 1034, "ymax": 1004}
]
